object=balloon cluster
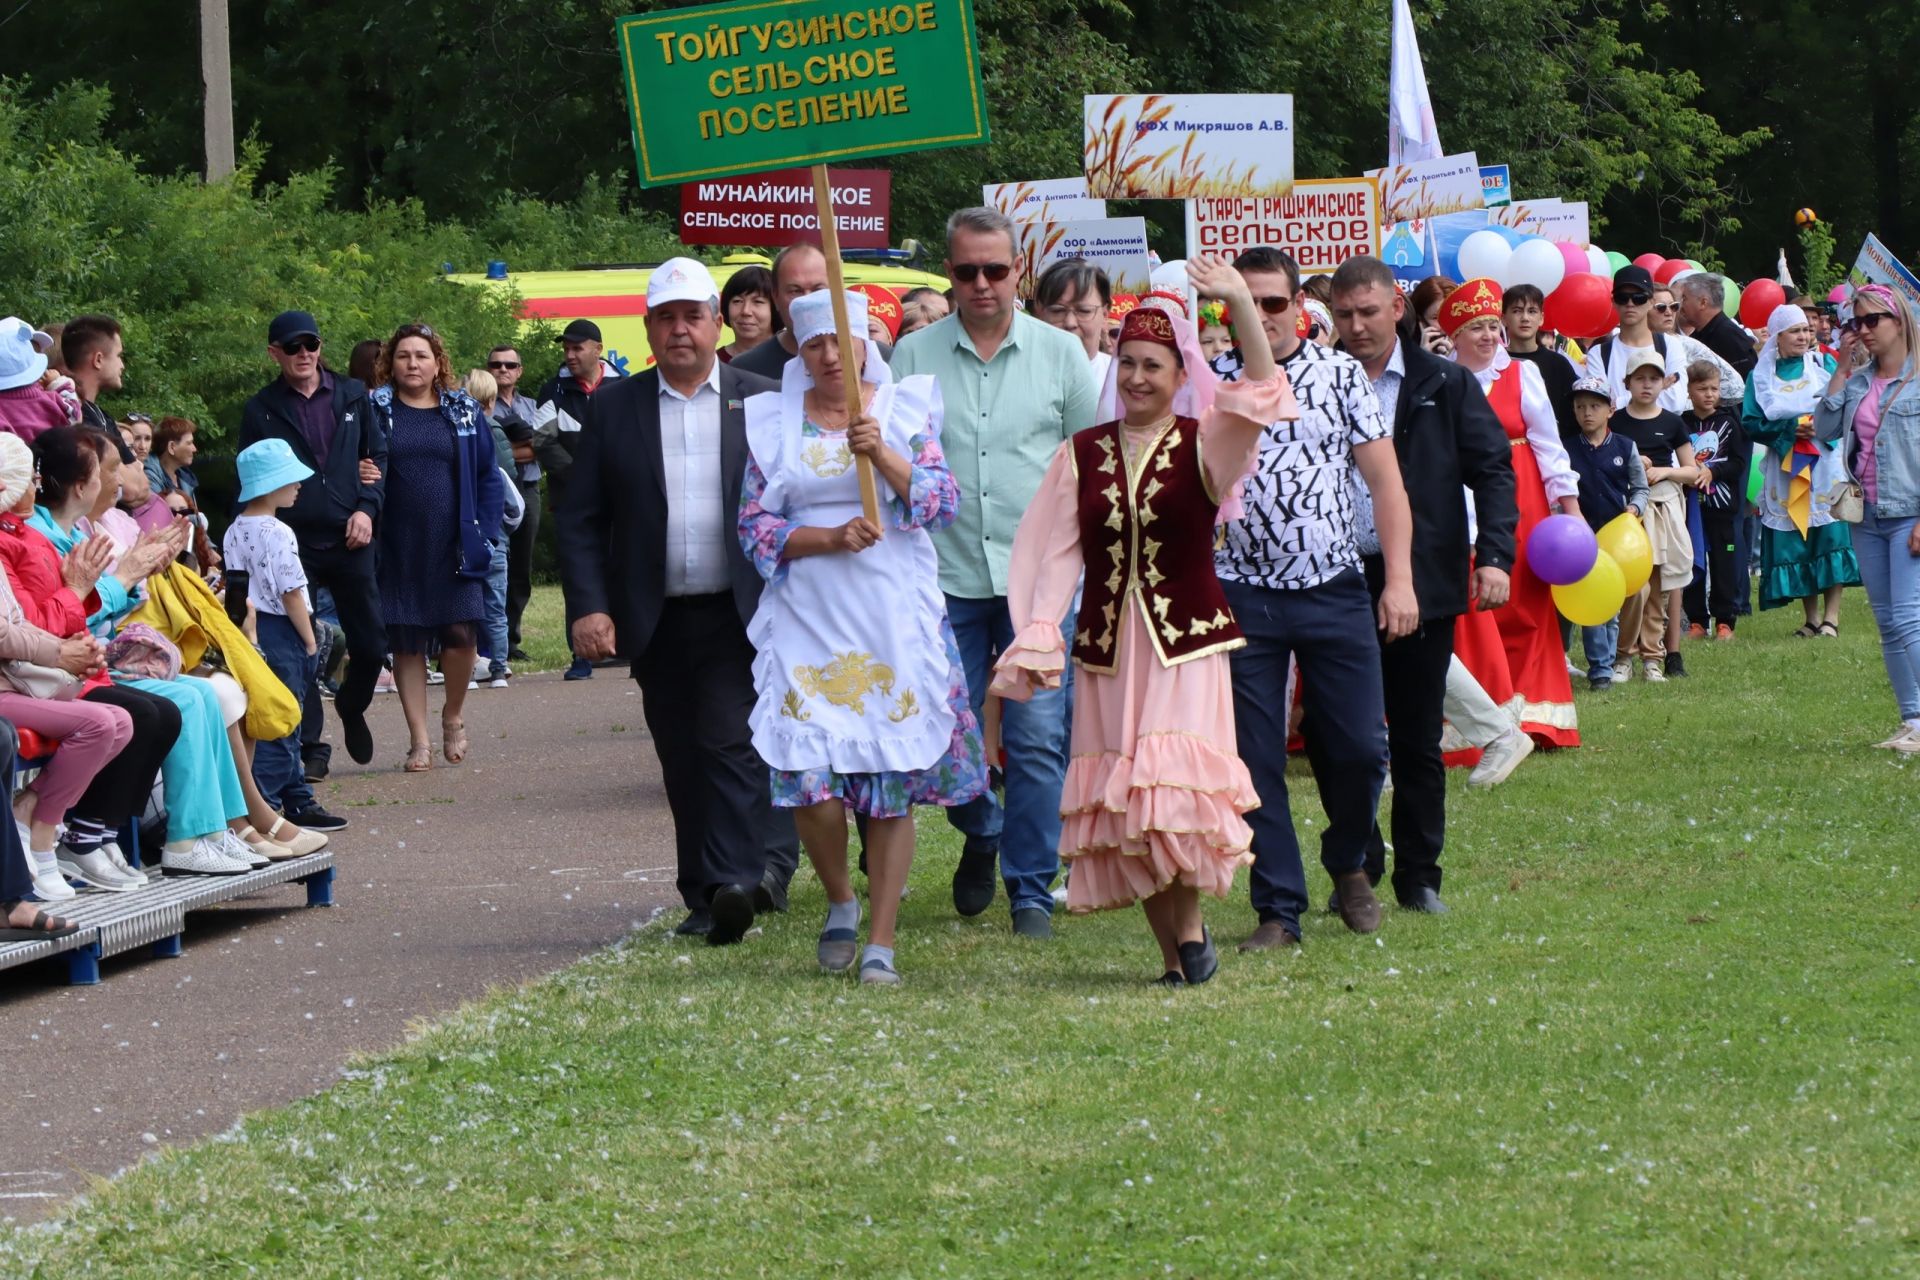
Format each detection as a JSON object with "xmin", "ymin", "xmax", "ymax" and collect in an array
[{"xmin": 1529, "ymin": 513, "xmax": 1651, "ymax": 626}]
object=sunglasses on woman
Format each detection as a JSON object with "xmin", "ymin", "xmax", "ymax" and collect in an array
[
  {"xmin": 1844, "ymin": 312, "xmax": 1895, "ymax": 333},
  {"xmin": 1652, "ymin": 302, "xmax": 1679, "ymax": 314},
  {"xmin": 949, "ymin": 262, "xmax": 1012, "ymax": 284}
]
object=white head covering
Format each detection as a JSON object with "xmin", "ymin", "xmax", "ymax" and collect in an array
[
  {"xmin": 0, "ymin": 432, "xmax": 35, "ymax": 510},
  {"xmin": 782, "ymin": 289, "xmax": 891, "ymax": 392},
  {"xmin": 1752, "ymin": 301, "xmax": 1822, "ymax": 421}
]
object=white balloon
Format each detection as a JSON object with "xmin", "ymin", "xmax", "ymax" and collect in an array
[
  {"xmin": 1585, "ymin": 245, "xmax": 1610, "ymax": 277},
  {"xmin": 1503, "ymin": 238, "xmax": 1566, "ymax": 294},
  {"xmin": 1457, "ymin": 230, "xmax": 1512, "ymax": 284}
]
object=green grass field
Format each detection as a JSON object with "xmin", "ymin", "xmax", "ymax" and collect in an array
[{"xmin": 9, "ymin": 597, "xmax": 1919, "ymax": 1278}]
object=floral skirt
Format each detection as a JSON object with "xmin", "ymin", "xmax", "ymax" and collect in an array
[{"xmin": 767, "ymin": 614, "xmax": 988, "ymax": 819}]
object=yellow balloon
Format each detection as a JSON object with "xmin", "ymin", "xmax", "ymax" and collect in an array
[
  {"xmin": 1552, "ymin": 550, "xmax": 1627, "ymax": 627},
  {"xmin": 1596, "ymin": 512, "xmax": 1652, "ymax": 595}
]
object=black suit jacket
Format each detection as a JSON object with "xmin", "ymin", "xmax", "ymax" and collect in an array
[
  {"xmin": 1694, "ymin": 311, "xmax": 1759, "ymax": 379},
  {"xmin": 1387, "ymin": 344, "xmax": 1519, "ymax": 620},
  {"xmin": 238, "ymin": 373, "xmax": 387, "ymax": 548},
  {"xmin": 557, "ymin": 363, "xmax": 777, "ymax": 658}
]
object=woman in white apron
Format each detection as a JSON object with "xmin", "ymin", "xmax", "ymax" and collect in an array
[{"xmin": 740, "ymin": 289, "xmax": 987, "ymax": 986}]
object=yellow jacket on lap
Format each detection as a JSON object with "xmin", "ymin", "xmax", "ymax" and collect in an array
[{"xmin": 128, "ymin": 563, "xmax": 301, "ymax": 741}]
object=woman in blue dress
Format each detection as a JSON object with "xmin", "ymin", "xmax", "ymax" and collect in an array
[{"xmin": 369, "ymin": 324, "xmax": 505, "ymax": 772}]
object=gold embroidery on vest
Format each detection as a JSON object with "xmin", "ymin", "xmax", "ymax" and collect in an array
[
  {"xmin": 1155, "ymin": 427, "xmax": 1182, "ymax": 469},
  {"xmin": 1095, "ymin": 600, "xmax": 1118, "ymax": 651},
  {"xmin": 1151, "ymin": 595, "xmax": 1185, "ymax": 644},
  {"xmin": 887, "ymin": 689, "xmax": 921, "ymax": 722},
  {"xmin": 1102, "ymin": 482, "xmax": 1124, "ymax": 532},
  {"xmin": 793, "ymin": 651, "xmax": 894, "ymax": 716},
  {"xmin": 1106, "ymin": 541, "xmax": 1124, "ymax": 593},
  {"xmin": 1093, "ymin": 435, "xmax": 1118, "ymax": 475},
  {"xmin": 1142, "ymin": 537, "xmax": 1164, "ymax": 587},
  {"xmin": 1189, "ymin": 608, "xmax": 1233, "ymax": 636},
  {"xmin": 802, "ymin": 439, "xmax": 854, "ymax": 477}
]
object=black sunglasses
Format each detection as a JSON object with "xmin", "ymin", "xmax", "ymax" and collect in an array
[
  {"xmin": 1252, "ymin": 294, "xmax": 1293, "ymax": 315},
  {"xmin": 486, "ymin": 359, "xmax": 521, "ymax": 370},
  {"xmin": 166, "ymin": 503, "xmax": 192, "ymax": 516},
  {"xmin": 1613, "ymin": 291, "xmax": 1652, "ymax": 307},
  {"xmin": 1845, "ymin": 312, "xmax": 1895, "ymax": 333},
  {"xmin": 277, "ymin": 337, "xmax": 321, "ymax": 354},
  {"xmin": 950, "ymin": 262, "xmax": 1012, "ymax": 284},
  {"xmin": 1652, "ymin": 302, "xmax": 1679, "ymax": 314}
]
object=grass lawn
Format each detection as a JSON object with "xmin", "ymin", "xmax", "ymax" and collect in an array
[
  {"xmin": 9, "ymin": 598, "xmax": 1919, "ymax": 1277},
  {"xmin": 510, "ymin": 584, "xmax": 576, "ymax": 673}
]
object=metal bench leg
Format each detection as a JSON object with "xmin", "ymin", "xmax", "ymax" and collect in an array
[
  {"xmin": 152, "ymin": 934, "xmax": 183, "ymax": 959},
  {"xmin": 301, "ymin": 866, "xmax": 335, "ymax": 908},
  {"xmin": 62, "ymin": 942, "xmax": 101, "ymax": 986}
]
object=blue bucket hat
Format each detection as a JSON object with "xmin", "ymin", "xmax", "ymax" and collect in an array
[
  {"xmin": 0, "ymin": 316, "xmax": 52, "ymax": 392},
  {"xmin": 236, "ymin": 438, "xmax": 314, "ymax": 503}
]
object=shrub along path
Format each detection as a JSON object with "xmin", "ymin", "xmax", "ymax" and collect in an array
[{"xmin": 5, "ymin": 600, "xmax": 1917, "ymax": 1275}]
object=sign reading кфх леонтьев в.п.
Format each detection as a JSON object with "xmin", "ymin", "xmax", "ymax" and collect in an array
[{"xmin": 617, "ymin": 0, "xmax": 990, "ymax": 188}]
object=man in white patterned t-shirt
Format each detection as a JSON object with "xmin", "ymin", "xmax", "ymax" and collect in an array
[{"xmin": 1209, "ymin": 246, "xmax": 1418, "ymax": 952}]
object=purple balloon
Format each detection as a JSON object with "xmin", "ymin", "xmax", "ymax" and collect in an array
[{"xmin": 1527, "ymin": 514, "xmax": 1600, "ymax": 586}]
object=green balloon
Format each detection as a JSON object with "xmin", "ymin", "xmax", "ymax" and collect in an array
[
  {"xmin": 1722, "ymin": 275, "xmax": 1740, "ymax": 316},
  {"xmin": 1684, "ymin": 258, "xmax": 1705, "ymax": 272},
  {"xmin": 1606, "ymin": 251, "xmax": 1631, "ymax": 276},
  {"xmin": 1747, "ymin": 450, "xmax": 1765, "ymax": 503}
]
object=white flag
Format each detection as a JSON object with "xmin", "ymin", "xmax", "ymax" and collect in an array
[
  {"xmin": 1388, "ymin": 0, "xmax": 1442, "ymax": 167},
  {"xmin": 1776, "ymin": 246, "xmax": 1796, "ymax": 289}
]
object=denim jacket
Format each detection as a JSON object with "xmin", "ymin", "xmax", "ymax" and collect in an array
[
  {"xmin": 368, "ymin": 386, "xmax": 507, "ymax": 579},
  {"xmin": 1816, "ymin": 358, "xmax": 1920, "ymax": 518}
]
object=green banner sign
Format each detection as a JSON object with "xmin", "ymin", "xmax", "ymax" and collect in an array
[{"xmin": 617, "ymin": 0, "xmax": 991, "ymax": 188}]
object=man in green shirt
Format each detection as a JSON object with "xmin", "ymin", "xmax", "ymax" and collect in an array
[{"xmin": 892, "ymin": 207, "xmax": 1099, "ymax": 939}]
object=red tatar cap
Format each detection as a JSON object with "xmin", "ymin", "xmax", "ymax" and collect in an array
[
  {"xmin": 1116, "ymin": 306, "xmax": 1179, "ymax": 352},
  {"xmin": 1439, "ymin": 278, "xmax": 1504, "ymax": 338}
]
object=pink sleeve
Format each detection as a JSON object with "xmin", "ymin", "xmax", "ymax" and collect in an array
[
  {"xmin": 1200, "ymin": 375, "xmax": 1293, "ymax": 522},
  {"xmin": 988, "ymin": 442, "xmax": 1082, "ymax": 702}
]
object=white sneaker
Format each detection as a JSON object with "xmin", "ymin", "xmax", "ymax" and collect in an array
[
  {"xmin": 56, "ymin": 844, "xmax": 145, "ymax": 892},
  {"xmin": 1611, "ymin": 661, "xmax": 1632, "ymax": 684},
  {"xmin": 1642, "ymin": 660, "xmax": 1668, "ymax": 684},
  {"xmin": 427, "ymin": 669, "xmax": 446, "ymax": 686},
  {"xmin": 218, "ymin": 830, "xmax": 271, "ymax": 869},
  {"xmin": 1467, "ymin": 727, "xmax": 1536, "ymax": 788},
  {"xmin": 1893, "ymin": 732, "xmax": 1920, "ymax": 755},
  {"xmin": 29, "ymin": 864, "xmax": 77, "ymax": 901},
  {"xmin": 162, "ymin": 836, "xmax": 250, "ymax": 876},
  {"xmin": 488, "ymin": 665, "xmax": 510, "ymax": 689},
  {"xmin": 1872, "ymin": 726, "xmax": 1920, "ymax": 749}
]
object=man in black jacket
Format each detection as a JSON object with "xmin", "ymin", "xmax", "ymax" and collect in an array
[
  {"xmin": 1326, "ymin": 256, "xmax": 1519, "ymax": 914},
  {"xmin": 1677, "ymin": 273, "xmax": 1759, "ymax": 379},
  {"xmin": 556, "ymin": 259, "xmax": 796, "ymax": 945},
  {"xmin": 238, "ymin": 310, "xmax": 388, "ymax": 791},
  {"xmin": 532, "ymin": 319, "xmax": 622, "ymax": 680}
]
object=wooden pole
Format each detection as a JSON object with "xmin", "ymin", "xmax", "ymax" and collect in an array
[
  {"xmin": 200, "ymin": 0, "xmax": 235, "ymax": 181},
  {"xmin": 810, "ymin": 163, "xmax": 882, "ymax": 527}
]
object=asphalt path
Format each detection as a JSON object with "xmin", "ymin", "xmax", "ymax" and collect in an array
[{"xmin": 1, "ymin": 670, "xmax": 679, "ymax": 1224}]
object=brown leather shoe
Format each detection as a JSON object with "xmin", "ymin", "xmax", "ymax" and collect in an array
[
  {"xmin": 1237, "ymin": 920, "xmax": 1301, "ymax": 952},
  {"xmin": 1332, "ymin": 871, "xmax": 1381, "ymax": 934}
]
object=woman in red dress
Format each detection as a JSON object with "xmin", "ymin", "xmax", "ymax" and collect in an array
[{"xmin": 1440, "ymin": 279, "xmax": 1582, "ymax": 748}]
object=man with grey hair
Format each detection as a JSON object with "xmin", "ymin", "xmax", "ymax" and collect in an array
[
  {"xmin": 891, "ymin": 207, "xmax": 1098, "ymax": 939},
  {"xmin": 1676, "ymin": 273, "xmax": 1758, "ymax": 380}
]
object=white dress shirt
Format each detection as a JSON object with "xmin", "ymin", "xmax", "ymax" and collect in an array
[{"xmin": 659, "ymin": 363, "xmax": 730, "ymax": 597}]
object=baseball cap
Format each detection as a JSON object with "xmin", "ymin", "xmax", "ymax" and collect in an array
[
  {"xmin": 647, "ymin": 257, "xmax": 720, "ymax": 309},
  {"xmin": 1570, "ymin": 375, "xmax": 1613, "ymax": 401},
  {"xmin": 557, "ymin": 318, "xmax": 602, "ymax": 345},
  {"xmin": 1611, "ymin": 265, "xmax": 1655, "ymax": 298},
  {"xmin": 1623, "ymin": 349, "xmax": 1667, "ymax": 378},
  {"xmin": 268, "ymin": 310, "xmax": 321, "ymax": 347}
]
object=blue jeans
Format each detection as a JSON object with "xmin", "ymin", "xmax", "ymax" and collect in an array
[
  {"xmin": 943, "ymin": 593, "xmax": 1073, "ymax": 915},
  {"xmin": 1853, "ymin": 503, "xmax": 1920, "ymax": 721},
  {"xmin": 481, "ymin": 538, "xmax": 510, "ymax": 669},
  {"xmin": 1581, "ymin": 617, "xmax": 1620, "ymax": 681},
  {"xmin": 253, "ymin": 612, "xmax": 318, "ymax": 814},
  {"xmin": 1225, "ymin": 571, "xmax": 1388, "ymax": 933}
]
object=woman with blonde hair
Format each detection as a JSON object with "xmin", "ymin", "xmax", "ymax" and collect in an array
[
  {"xmin": 1817, "ymin": 284, "xmax": 1920, "ymax": 749},
  {"xmin": 368, "ymin": 324, "xmax": 505, "ymax": 769}
]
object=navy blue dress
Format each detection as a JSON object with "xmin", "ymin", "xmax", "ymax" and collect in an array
[{"xmin": 379, "ymin": 400, "xmax": 484, "ymax": 654}]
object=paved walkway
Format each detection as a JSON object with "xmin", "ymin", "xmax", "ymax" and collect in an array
[{"xmin": 1, "ymin": 672, "xmax": 677, "ymax": 1224}]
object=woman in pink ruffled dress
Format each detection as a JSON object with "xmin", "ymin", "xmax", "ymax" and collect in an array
[{"xmin": 991, "ymin": 257, "xmax": 1293, "ymax": 986}]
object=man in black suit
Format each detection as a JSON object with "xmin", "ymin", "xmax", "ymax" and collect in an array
[
  {"xmin": 1325, "ymin": 255, "xmax": 1519, "ymax": 914},
  {"xmin": 557, "ymin": 258, "xmax": 796, "ymax": 944}
]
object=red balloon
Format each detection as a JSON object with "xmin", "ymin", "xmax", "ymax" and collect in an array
[
  {"xmin": 1654, "ymin": 258, "xmax": 1691, "ymax": 285},
  {"xmin": 1545, "ymin": 273, "xmax": 1618, "ymax": 340},
  {"xmin": 1632, "ymin": 253, "xmax": 1665, "ymax": 273},
  {"xmin": 1739, "ymin": 279, "xmax": 1787, "ymax": 330}
]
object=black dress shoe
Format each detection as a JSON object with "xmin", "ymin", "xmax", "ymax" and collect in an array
[
  {"xmin": 284, "ymin": 804, "xmax": 349, "ymax": 832},
  {"xmin": 951, "ymin": 840, "xmax": 997, "ymax": 917},
  {"xmin": 673, "ymin": 909, "xmax": 712, "ymax": 936},
  {"xmin": 338, "ymin": 708, "xmax": 373, "ymax": 764},
  {"xmin": 1177, "ymin": 928, "xmax": 1219, "ymax": 984},
  {"xmin": 707, "ymin": 884, "xmax": 756, "ymax": 946},
  {"xmin": 507, "ymin": 647, "xmax": 532, "ymax": 663},
  {"xmin": 752, "ymin": 872, "xmax": 789, "ymax": 915},
  {"xmin": 1397, "ymin": 887, "xmax": 1449, "ymax": 914},
  {"xmin": 1151, "ymin": 970, "xmax": 1186, "ymax": 987}
]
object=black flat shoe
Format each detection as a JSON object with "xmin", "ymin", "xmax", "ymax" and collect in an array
[
  {"xmin": 752, "ymin": 872, "xmax": 789, "ymax": 915},
  {"xmin": 707, "ymin": 884, "xmax": 756, "ymax": 946},
  {"xmin": 1177, "ymin": 928, "xmax": 1219, "ymax": 985},
  {"xmin": 1397, "ymin": 887, "xmax": 1449, "ymax": 914},
  {"xmin": 339, "ymin": 708, "xmax": 373, "ymax": 765},
  {"xmin": 1151, "ymin": 970, "xmax": 1186, "ymax": 988},
  {"xmin": 951, "ymin": 841, "xmax": 997, "ymax": 917},
  {"xmin": 673, "ymin": 909, "xmax": 712, "ymax": 936}
]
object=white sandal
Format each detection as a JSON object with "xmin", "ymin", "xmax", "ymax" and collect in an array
[{"xmin": 263, "ymin": 817, "xmax": 329, "ymax": 857}]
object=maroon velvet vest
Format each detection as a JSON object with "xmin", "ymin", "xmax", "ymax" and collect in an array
[{"xmin": 1070, "ymin": 417, "xmax": 1243, "ymax": 674}]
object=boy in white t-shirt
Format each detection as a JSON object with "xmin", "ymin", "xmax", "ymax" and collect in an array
[{"xmin": 225, "ymin": 439, "xmax": 318, "ymax": 824}]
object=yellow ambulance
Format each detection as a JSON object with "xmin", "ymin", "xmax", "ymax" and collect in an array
[{"xmin": 446, "ymin": 252, "xmax": 949, "ymax": 374}]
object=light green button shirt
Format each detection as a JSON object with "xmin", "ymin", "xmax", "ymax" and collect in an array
[{"xmin": 891, "ymin": 310, "xmax": 1098, "ymax": 598}]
